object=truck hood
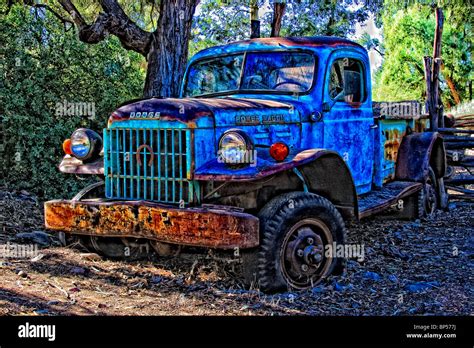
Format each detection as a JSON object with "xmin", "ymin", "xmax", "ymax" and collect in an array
[{"xmin": 110, "ymin": 96, "xmax": 302, "ymax": 128}]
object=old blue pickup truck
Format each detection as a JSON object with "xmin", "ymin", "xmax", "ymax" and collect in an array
[{"xmin": 45, "ymin": 36, "xmax": 447, "ymax": 292}]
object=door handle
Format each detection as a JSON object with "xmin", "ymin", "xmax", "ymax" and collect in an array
[{"xmin": 370, "ymin": 124, "xmax": 378, "ymax": 129}]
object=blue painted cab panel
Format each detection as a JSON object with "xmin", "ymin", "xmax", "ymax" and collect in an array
[{"xmin": 104, "ymin": 37, "xmax": 421, "ymax": 204}]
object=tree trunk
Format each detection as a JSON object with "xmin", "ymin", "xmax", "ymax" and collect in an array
[
  {"xmin": 50, "ymin": 0, "xmax": 200, "ymax": 98},
  {"xmin": 442, "ymin": 64, "xmax": 461, "ymax": 105},
  {"xmin": 144, "ymin": 0, "xmax": 198, "ymax": 98},
  {"xmin": 271, "ymin": 1, "xmax": 286, "ymax": 37},
  {"xmin": 250, "ymin": 0, "xmax": 260, "ymax": 39},
  {"xmin": 445, "ymin": 75, "xmax": 461, "ymax": 105}
]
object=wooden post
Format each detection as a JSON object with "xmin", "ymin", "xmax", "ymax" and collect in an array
[
  {"xmin": 424, "ymin": 56, "xmax": 436, "ymax": 130},
  {"xmin": 424, "ymin": 7, "xmax": 449, "ymax": 209},
  {"xmin": 433, "ymin": 7, "xmax": 444, "ymax": 128},
  {"xmin": 250, "ymin": 0, "xmax": 260, "ymax": 39},
  {"xmin": 271, "ymin": 1, "xmax": 286, "ymax": 37},
  {"xmin": 424, "ymin": 7, "xmax": 444, "ymax": 131}
]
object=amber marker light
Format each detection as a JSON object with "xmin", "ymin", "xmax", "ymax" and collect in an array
[
  {"xmin": 270, "ymin": 142, "xmax": 289, "ymax": 162},
  {"xmin": 63, "ymin": 138, "xmax": 72, "ymax": 155}
]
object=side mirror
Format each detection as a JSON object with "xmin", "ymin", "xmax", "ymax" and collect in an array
[
  {"xmin": 323, "ymin": 88, "xmax": 345, "ymax": 112},
  {"xmin": 324, "ymin": 70, "xmax": 362, "ymax": 113}
]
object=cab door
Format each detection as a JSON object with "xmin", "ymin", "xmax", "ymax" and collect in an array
[{"xmin": 323, "ymin": 51, "xmax": 374, "ymax": 195}]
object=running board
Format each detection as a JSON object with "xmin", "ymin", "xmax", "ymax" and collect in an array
[{"xmin": 358, "ymin": 181, "xmax": 422, "ymax": 219}]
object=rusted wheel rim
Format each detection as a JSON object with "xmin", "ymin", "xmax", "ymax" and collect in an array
[
  {"xmin": 423, "ymin": 183, "xmax": 437, "ymax": 216},
  {"xmin": 280, "ymin": 218, "xmax": 334, "ymax": 289},
  {"xmin": 424, "ymin": 170, "xmax": 437, "ymax": 216}
]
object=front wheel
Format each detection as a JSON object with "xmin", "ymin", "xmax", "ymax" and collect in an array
[{"xmin": 242, "ymin": 192, "xmax": 346, "ymax": 292}]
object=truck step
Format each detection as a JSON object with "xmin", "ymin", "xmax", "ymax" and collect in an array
[{"xmin": 358, "ymin": 181, "xmax": 422, "ymax": 219}]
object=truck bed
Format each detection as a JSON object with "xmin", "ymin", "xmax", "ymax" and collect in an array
[{"xmin": 372, "ymin": 101, "xmax": 430, "ymax": 186}]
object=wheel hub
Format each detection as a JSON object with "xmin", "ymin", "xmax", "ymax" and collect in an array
[
  {"xmin": 282, "ymin": 222, "xmax": 331, "ymax": 286},
  {"xmin": 303, "ymin": 245, "xmax": 324, "ymax": 264}
]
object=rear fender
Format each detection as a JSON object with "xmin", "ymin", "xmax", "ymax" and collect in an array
[{"xmin": 395, "ymin": 132, "xmax": 446, "ymax": 181}]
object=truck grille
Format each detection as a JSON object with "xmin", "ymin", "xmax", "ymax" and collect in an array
[{"xmin": 104, "ymin": 128, "xmax": 194, "ymax": 204}]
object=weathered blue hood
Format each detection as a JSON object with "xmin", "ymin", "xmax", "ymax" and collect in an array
[{"xmin": 109, "ymin": 96, "xmax": 303, "ymax": 128}]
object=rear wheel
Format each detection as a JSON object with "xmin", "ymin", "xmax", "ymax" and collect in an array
[
  {"xmin": 242, "ymin": 192, "xmax": 346, "ymax": 292},
  {"xmin": 417, "ymin": 167, "xmax": 438, "ymax": 218}
]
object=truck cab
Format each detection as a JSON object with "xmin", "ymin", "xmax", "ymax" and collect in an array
[{"xmin": 45, "ymin": 37, "xmax": 447, "ymax": 292}]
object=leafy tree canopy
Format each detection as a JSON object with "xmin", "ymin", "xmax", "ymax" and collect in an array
[
  {"xmin": 373, "ymin": 1, "xmax": 473, "ymax": 105},
  {"xmin": 191, "ymin": 0, "xmax": 383, "ymax": 56}
]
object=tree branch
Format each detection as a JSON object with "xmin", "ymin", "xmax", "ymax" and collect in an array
[
  {"xmin": 1, "ymin": 0, "xmax": 15, "ymax": 16},
  {"xmin": 57, "ymin": 0, "xmax": 87, "ymax": 27},
  {"xmin": 57, "ymin": 0, "xmax": 152, "ymax": 56},
  {"xmin": 373, "ymin": 47, "xmax": 384, "ymax": 57},
  {"xmin": 271, "ymin": 1, "xmax": 286, "ymax": 37},
  {"xmin": 31, "ymin": 4, "xmax": 74, "ymax": 26}
]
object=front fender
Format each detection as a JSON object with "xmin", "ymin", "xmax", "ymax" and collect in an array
[
  {"xmin": 195, "ymin": 148, "xmax": 358, "ymax": 219},
  {"xmin": 194, "ymin": 148, "xmax": 339, "ymax": 181}
]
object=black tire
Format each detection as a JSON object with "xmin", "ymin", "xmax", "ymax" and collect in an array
[
  {"xmin": 242, "ymin": 192, "xmax": 346, "ymax": 293},
  {"xmin": 89, "ymin": 237, "xmax": 151, "ymax": 260},
  {"xmin": 63, "ymin": 235, "xmax": 150, "ymax": 260},
  {"xmin": 417, "ymin": 167, "xmax": 438, "ymax": 218}
]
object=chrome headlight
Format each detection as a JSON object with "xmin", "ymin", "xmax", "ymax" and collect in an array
[
  {"xmin": 218, "ymin": 129, "xmax": 254, "ymax": 165},
  {"xmin": 70, "ymin": 128, "xmax": 102, "ymax": 162}
]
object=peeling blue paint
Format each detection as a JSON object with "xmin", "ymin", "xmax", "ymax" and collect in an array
[{"xmin": 104, "ymin": 36, "xmax": 425, "ymax": 204}]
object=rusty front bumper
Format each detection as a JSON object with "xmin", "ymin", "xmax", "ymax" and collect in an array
[{"xmin": 44, "ymin": 200, "xmax": 259, "ymax": 249}]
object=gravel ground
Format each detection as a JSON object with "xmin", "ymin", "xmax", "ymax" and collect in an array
[{"xmin": 0, "ymin": 188, "xmax": 472, "ymax": 315}]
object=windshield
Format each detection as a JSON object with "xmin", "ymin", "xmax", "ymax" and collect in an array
[{"xmin": 184, "ymin": 51, "xmax": 315, "ymax": 97}]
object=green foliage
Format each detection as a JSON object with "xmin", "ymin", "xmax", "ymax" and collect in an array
[
  {"xmin": 275, "ymin": 0, "xmax": 381, "ymax": 37},
  {"xmin": 190, "ymin": 0, "xmax": 258, "ymax": 57},
  {"xmin": 190, "ymin": 0, "xmax": 382, "ymax": 56},
  {"xmin": 0, "ymin": 5, "xmax": 145, "ymax": 200},
  {"xmin": 373, "ymin": 1, "xmax": 473, "ymax": 104}
]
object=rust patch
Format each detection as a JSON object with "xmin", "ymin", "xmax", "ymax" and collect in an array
[
  {"xmin": 44, "ymin": 200, "xmax": 259, "ymax": 249},
  {"xmin": 230, "ymin": 36, "xmax": 363, "ymax": 49},
  {"xmin": 384, "ymin": 128, "xmax": 405, "ymax": 162},
  {"xmin": 395, "ymin": 132, "xmax": 444, "ymax": 182},
  {"xmin": 110, "ymin": 96, "xmax": 293, "ymax": 126},
  {"xmin": 414, "ymin": 118, "xmax": 430, "ymax": 133}
]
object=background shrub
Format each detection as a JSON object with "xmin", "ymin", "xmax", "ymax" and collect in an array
[{"xmin": 0, "ymin": 6, "xmax": 145, "ymax": 200}]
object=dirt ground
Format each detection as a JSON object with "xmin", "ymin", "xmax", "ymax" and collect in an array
[{"xmin": 0, "ymin": 188, "xmax": 472, "ymax": 315}]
